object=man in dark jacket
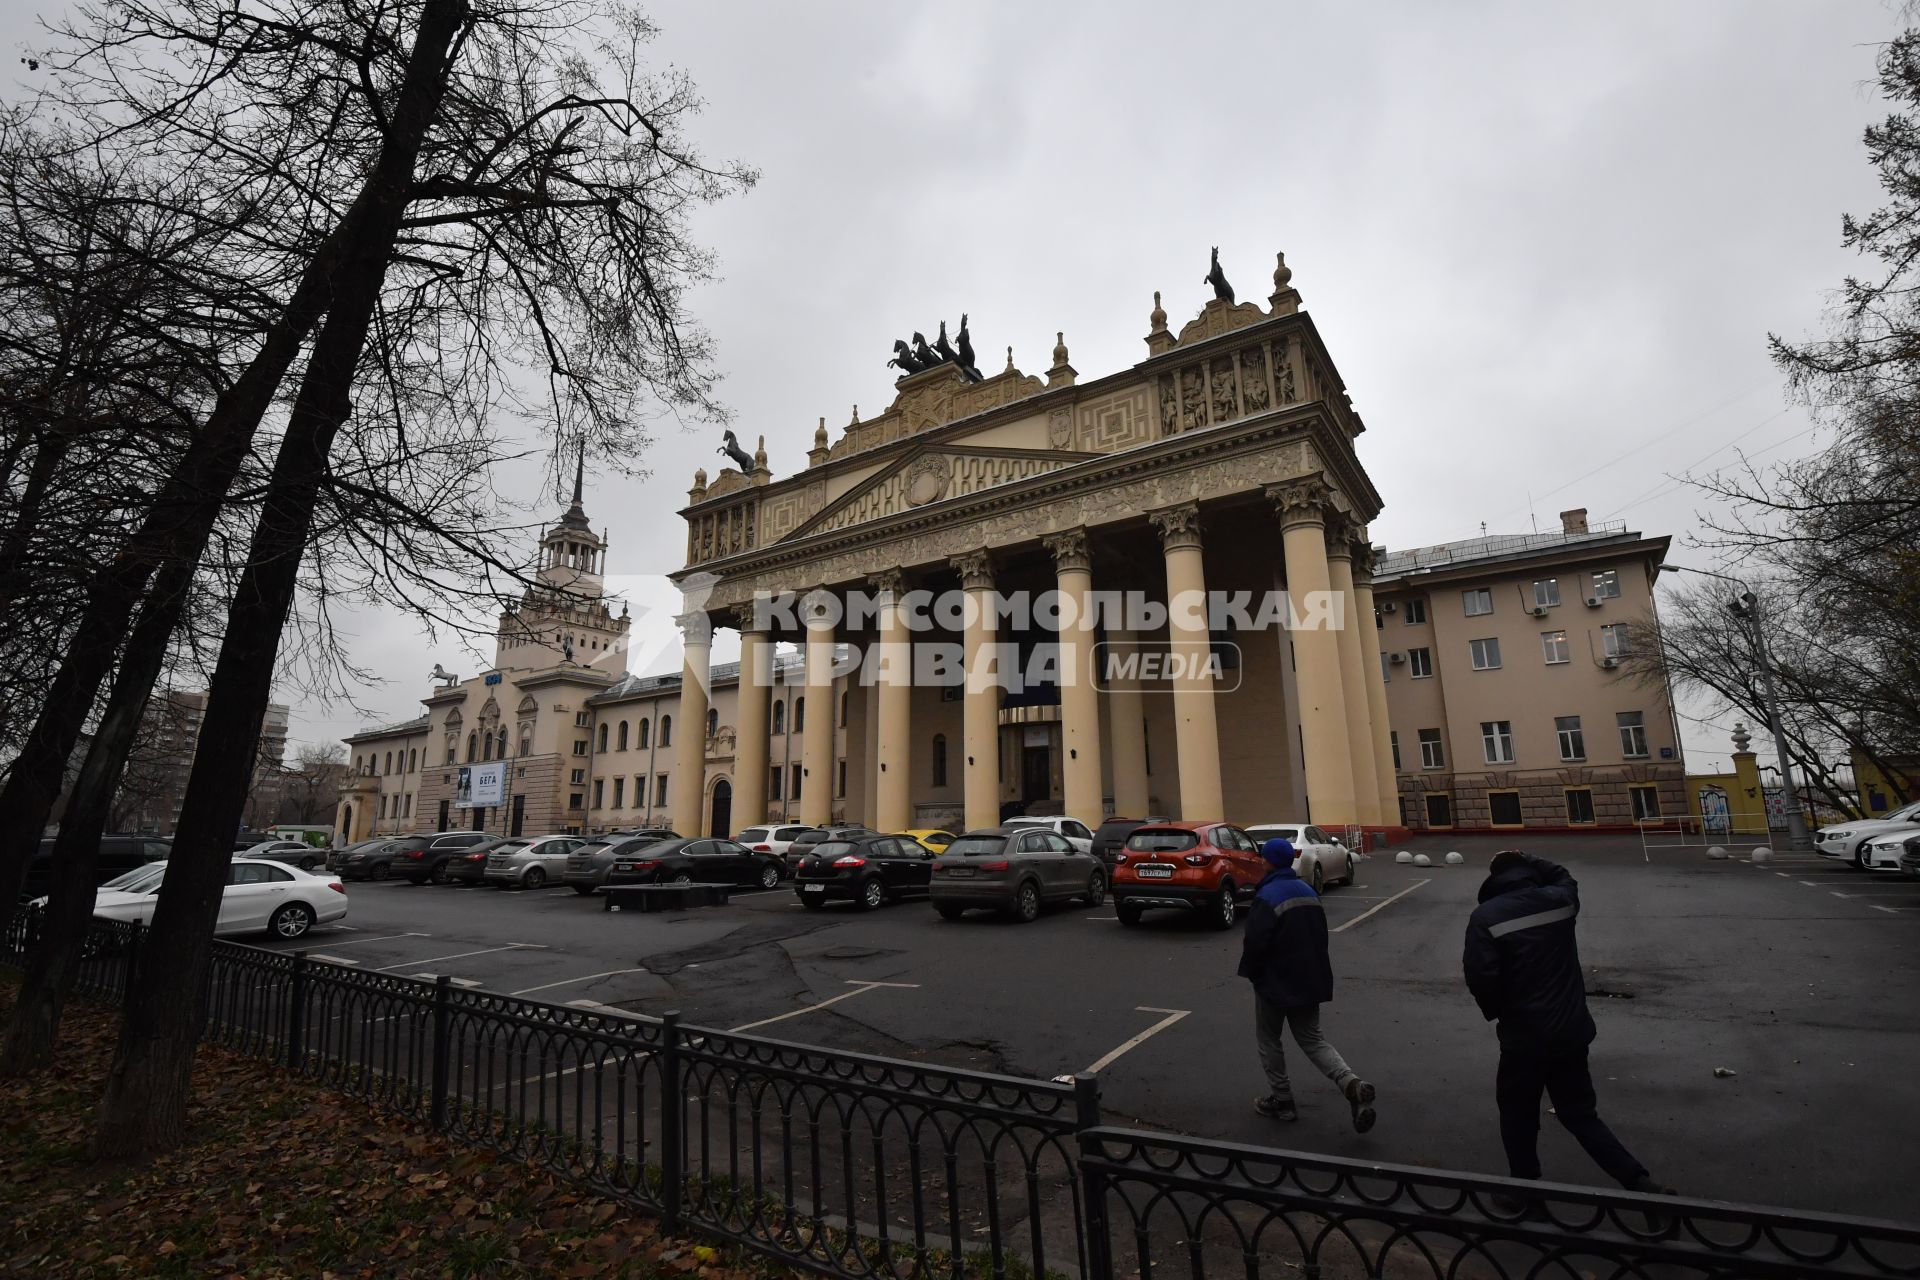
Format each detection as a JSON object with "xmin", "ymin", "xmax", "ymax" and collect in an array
[
  {"xmin": 1238, "ymin": 837, "xmax": 1376, "ymax": 1130},
  {"xmin": 1464, "ymin": 851, "xmax": 1669, "ymax": 1192}
]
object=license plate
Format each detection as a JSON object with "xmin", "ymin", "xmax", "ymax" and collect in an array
[
  {"xmin": 1136, "ymin": 866, "xmax": 1173, "ymax": 879},
  {"xmin": 803, "ymin": 884, "xmax": 824, "ymax": 893},
  {"xmin": 945, "ymin": 867, "xmax": 974, "ymax": 878}
]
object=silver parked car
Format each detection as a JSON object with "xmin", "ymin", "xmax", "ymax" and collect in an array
[
  {"xmin": 929, "ymin": 826, "xmax": 1108, "ymax": 923},
  {"xmin": 482, "ymin": 835, "xmax": 583, "ymax": 889}
]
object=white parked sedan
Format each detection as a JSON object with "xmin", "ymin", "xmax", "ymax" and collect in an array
[
  {"xmin": 1859, "ymin": 825, "xmax": 1920, "ymax": 873},
  {"xmin": 1000, "ymin": 816, "xmax": 1096, "ymax": 854},
  {"xmin": 1814, "ymin": 800, "xmax": 1920, "ymax": 866},
  {"xmin": 66, "ymin": 859, "xmax": 348, "ymax": 939},
  {"xmin": 1243, "ymin": 822, "xmax": 1357, "ymax": 893}
]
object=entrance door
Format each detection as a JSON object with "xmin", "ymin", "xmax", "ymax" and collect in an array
[
  {"xmin": 437, "ymin": 799, "xmax": 450, "ymax": 833},
  {"xmin": 510, "ymin": 794, "xmax": 526, "ymax": 837},
  {"xmin": 710, "ymin": 779, "xmax": 732, "ymax": 840},
  {"xmin": 1021, "ymin": 746, "xmax": 1050, "ymax": 806}
]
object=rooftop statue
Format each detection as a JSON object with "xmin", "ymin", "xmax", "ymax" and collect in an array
[
  {"xmin": 718, "ymin": 428, "xmax": 754, "ymax": 473},
  {"xmin": 1205, "ymin": 246, "xmax": 1235, "ymax": 304}
]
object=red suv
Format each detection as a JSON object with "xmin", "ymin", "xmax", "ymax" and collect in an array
[{"xmin": 1109, "ymin": 822, "xmax": 1266, "ymax": 930}]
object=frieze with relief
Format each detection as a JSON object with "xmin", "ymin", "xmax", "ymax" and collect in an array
[{"xmin": 797, "ymin": 450, "xmax": 1083, "ymax": 538}]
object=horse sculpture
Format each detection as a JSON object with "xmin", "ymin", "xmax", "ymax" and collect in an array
[
  {"xmin": 1205, "ymin": 246, "xmax": 1235, "ymax": 304},
  {"xmin": 718, "ymin": 429, "xmax": 755, "ymax": 472},
  {"xmin": 954, "ymin": 313, "xmax": 981, "ymax": 381},
  {"xmin": 911, "ymin": 331, "xmax": 942, "ymax": 369},
  {"xmin": 889, "ymin": 339, "xmax": 927, "ymax": 374}
]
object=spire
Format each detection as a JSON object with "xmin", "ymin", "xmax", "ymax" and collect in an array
[{"xmin": 558, "ymin": 441, "xmax": 590, "ymax": 528}]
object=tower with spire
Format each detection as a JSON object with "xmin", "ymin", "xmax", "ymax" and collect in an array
[{"xmin": 494, "ymin": 444, "xmax": 631, "ymax": 672}]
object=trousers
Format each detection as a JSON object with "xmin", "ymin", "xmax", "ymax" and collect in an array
[
  {"xmin": 1254, "ymin": 997, "xmax": 1355, "ymax": 1098},
  {"xmin": 1496, "ymin": 1044, "xmax": 1648, "ymax": 1186}
]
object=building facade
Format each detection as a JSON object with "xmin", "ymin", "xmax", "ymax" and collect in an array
[
  {"xmin": 1371, "ymin": 509, "xmax": 1685, "ymax": 831},
  {"xmin": 99, "ymin": 690, "xmax": 291, "ymax": 834}
]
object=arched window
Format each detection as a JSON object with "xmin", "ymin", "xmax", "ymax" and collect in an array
[
  {"xmin": 617, "ymin": 721, "xmax": 629, "ymax": 751},
  {"xmin": 466, "ymin": 731, "xmax": 477, "ymax": 762},
  {"xmin": 660, "ymin": 714, "xmax": 672, "ymax": 747},
  {"xmin": 839, "ymin": 691, "xmax": 848, "ymax": 726},
  {"xmin": 354, "ymin": 755, "xmax": 363, "ymax": 774},
  {"xmin": 771, "ymin": 700, "xmax": 785, "ymax": 735},
  {"xmin": 794, "ymin": 697, "xmax": 805, "ymax": 732},
  {"xmin": 706, "ymin": 708, "xmax": 718, "ymax": 739},
  {"xmin": 482, "ymin": 732, "xmax": 493, "ymax": 761},
  {"xmin": 519, "ymin": 728, "xmax": 531, "ymax": 757},
  {"xmin": 598, "ymin": 723, "xmax": 609, "ymax": 753},
  {"xmin": 932, "ymin": 734, "xmax": 948, "ymax": 787},
  {"xmin": 638, "ymin": 718, "xmax": 650, "ymax": 749},
  {"xmin": 383, "ymin": 751, "xmax": 392, "ymax": 775},
  {"xmin": 408, "ymin": 748, "xmax": 417, "ymax": 772},
  {"xmin": 497, "ymin": 727, "xmax": 508, "ymax": 758}
]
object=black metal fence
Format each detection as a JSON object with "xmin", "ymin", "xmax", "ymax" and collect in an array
[{"xmin": 8, "ymin": 916, "xmax": 1920, "ymax": 1280}]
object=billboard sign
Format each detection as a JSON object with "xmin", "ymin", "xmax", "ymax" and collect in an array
[{"xmin": 456, "ymin": 762, "xmax": 508, "ymax": 808}]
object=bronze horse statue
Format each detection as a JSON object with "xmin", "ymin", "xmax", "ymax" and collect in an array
[
  {"xmin": 1205, "ymin": 246, "xmax": 1235, "ymax": 304},
  {"xmin": 718, "ymin": 429, "xmax": 754, "ymax": 472}
]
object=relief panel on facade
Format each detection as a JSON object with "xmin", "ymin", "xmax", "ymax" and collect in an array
[
  {"xmin": 802, "ymin": 451, "xmax": 1081, "ymax": 536},
  {"xmin": 1075, "ymin": 385, "xmax": 1155, "ymax": 452}
]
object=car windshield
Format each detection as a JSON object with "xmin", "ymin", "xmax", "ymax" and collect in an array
[
  {"xmin": 738, "ymin": 827, "xmax": 771, "ymax": 842},
  {"xmin": 808, "ymin": 841, "xmax": 858, "ymax": 858},
  {"xmin": 946, "ymin": 836, "xmax": 1009, "ymax": 857},
  {"xmin": 1126, "ymin": 830, "xmax": 1199, "ymax": 853},
  {"xmin": 102, "ymin": 864, "xmax": 166, "ymax": 894}
]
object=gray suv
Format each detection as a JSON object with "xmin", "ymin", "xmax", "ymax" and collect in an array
[
  {"xmin": 929, "ymin": 826, "xmax": 1108, "ymax": 923},
  {"xmin": 563, "ymin": 831, "xmax": 677, "ymax": 895}
]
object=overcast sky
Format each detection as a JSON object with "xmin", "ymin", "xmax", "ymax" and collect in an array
[{"xmin": 6, "ymin": 0, "xmax": 1901, "ymax": 775}]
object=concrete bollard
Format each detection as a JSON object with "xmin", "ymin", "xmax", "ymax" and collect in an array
[
  {"xmin": 1412, "ymin": 853, "xmax": 1433, "ymax": 868},
  {"xmin": 1750, "ymin": 847, "xmax": 1772, "ymax": 863},
  {"xmin": 1444, "ymin": 851, "xmax": 1464, "ymax": 866},
  {"xmin": 1394, "ymin": 850, "xmax": 1413, "ymax": 864},
  {"xmin": 1705, "ymin": 846, "xmax": 1728, "ymax": 860}
]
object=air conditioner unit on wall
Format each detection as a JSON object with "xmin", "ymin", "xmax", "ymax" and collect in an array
[
  {"xmin": 1381, "ymin": 601, "xmax": 1398, "ymax": 613},
  {"xmin": 1585, "ymin": 596, "xmax": 1603, "ymax": 608},
  {"xmin": 1389, "ymin": 651, "xmax": 1407, "ymax": 664},
  {"xmin": 1529, "ymin": 606, "xmax": 1548, "ymax": 617},
  {"xmin": 1601, "ymin": 656, "xmax": 1620, "ymax": 669}
]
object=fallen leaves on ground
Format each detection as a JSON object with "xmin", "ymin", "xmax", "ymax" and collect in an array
[{"xmin": 0, "ymin": 978, "xmax": 809, "ymax": 1279}]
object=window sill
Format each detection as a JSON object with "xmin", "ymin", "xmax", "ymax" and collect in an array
[{"xmin": 1471, "ymin": 665, "xmax": 1502, "ymax": 673}]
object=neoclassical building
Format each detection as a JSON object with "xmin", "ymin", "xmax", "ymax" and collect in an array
[{"xmin": 666, "ymin": 254, "xmax": 1404, "ymax": 838}]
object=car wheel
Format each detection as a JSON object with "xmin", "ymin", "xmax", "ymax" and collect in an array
[
  {"xmin": 370, "ymin": 863, "xmax": 389, "ymax": 882},
  {"xmin": 1854, "ymin": 843, "xmax": 1869, "ymax": 870},
  {"xmin": 1116, "ymin": 902, "xmax": 1143, "ymax": 927},
  {"xmin": 1084, "ymin": 872, "xmax": 1107, "ymax": 907},
  {"xmin": 859, "ymin": 878, "xmax": 886, "ymax": 911},
  {"xmin": 522, "ymin": 866, "xmax": 547, "ymax": 890},
  {"xmin": 572, "ymin": 883, "xmax": 596, "ymax": 896},
  {"xmin": 270, "ymin": 902, "xmax": 315, "ymax": 940},
  {"xmin": 1310, "ymin": 861, "xmax": 1325, "ymax": 893},
  {"xmin": 427, "ymin": 860, "xmax": 450, "ymax": 885},
  {"xmin": 299, "ymin": 855, "xmax": 321, "ymax": 872},
  {"xmin": 936, "ymin": 903, "xmax": 966, "ymax": 921},
  {"xmin": 1207, "ymin": 882, "xmax": 1238, "ymax": 931},
  {"xmin": 758, "ymin": 863, "xmax": 781, "ymax": 891},
  {"xmin": 800, "ymin": 895, "xmax": 826, "ymax": 910},
  {"xmin": 1009, "ymin": 880, "xmax": 1040, "ymax": 923},
  {"xmin": 670, "ymin": 872, "xmax": 692, "ymax": 885}
]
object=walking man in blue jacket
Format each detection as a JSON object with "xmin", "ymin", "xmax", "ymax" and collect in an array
[
  {"xmin": 1237, "ymin": 837, "xmax": 1376, "ymax": 1131},
  {"xmin": 1463, "ymin": 851, "xmax": 1671, "ymax": 1194}
]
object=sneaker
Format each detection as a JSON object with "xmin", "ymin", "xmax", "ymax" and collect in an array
[
  {"xmin": 1253, "ymin": 1094, "xmax": 1298, "ymax": 1121},
  {"xmin": 1343, "ymin": 1078, "xmax": 1377, "ymax": 1133}
]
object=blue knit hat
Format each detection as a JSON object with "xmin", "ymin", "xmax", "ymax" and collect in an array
[{"xmin": 1260, "ymin": 837, "xmax": 1297, "ymax": 867}]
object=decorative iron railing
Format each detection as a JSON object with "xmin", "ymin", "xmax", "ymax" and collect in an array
[{"xmin": 7, "ymin": 916, "xmax": 1917, "ymax": 1280}]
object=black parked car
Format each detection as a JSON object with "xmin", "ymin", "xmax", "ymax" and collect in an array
[
  {"xmin": 602, "ymin": 838, "xmax": 785, "ymax": 891},
  {"xmin": 21, "ymin": 834, "xmax": 171, "ymax": 902},
  {"xmin": 791, "ymin": 833, "xmax": 934, "ymax": 911},
  {"xmin": 386, "ymin": 831, "xmax": 489, "ymax": 885},
  {"xmin": 564, "ymin": 831, "xmax": 680, "ymax": 895},
  {"xmin": 444, "ymin": 836, "xmax": 516, "ymax": 885},
  {"xmin": 1089, "ymin": 817, "xmax": 1172, "ymax": 869},
  {"xmin": 337, "ymin": 839, "xmax": 402, "ymax": 880}
]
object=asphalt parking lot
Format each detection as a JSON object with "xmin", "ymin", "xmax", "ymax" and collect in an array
[{"xmin": 254, "ymin": 835, "xmax": 1920, "ymax": 1220}]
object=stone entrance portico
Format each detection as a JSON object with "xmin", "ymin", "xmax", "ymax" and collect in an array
[{"xmin": 673, "ymin": 255, "xmax": 1400, "ymax": 835}]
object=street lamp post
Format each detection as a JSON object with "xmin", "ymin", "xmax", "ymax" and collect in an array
[{"xmin": 1667, "ymin": 565, "xmax": 1813, "ymax": 850}]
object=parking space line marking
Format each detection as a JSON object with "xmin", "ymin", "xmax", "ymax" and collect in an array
[
  {"xmin": 1331, "ymin": 879, "xmax": 1430, "ymax": 933},
  {"xmin": 564, "ymin": 999, "xmax": 642, "ymax": 1017},
  {"xmin": 1085, "ymin": 1007, "xmax": 1191, "ymax": 1074},
  {"xmin": 295, "ymin": 931, "xmax": 429, "ymax": 949},
  {"xmin": 511, "ymin": 968, "xmax": 649, "ymax": 997},
  {"xmin": 727, "ymin": 980, "xmax": 920, "ymax": 1034},
  {"xmin": 308, "ymin": 955, "xmax": 362, "ymax": 966},
  {"xmin": 373, "ymin": 944, "xmax": 543, "ymax": 973}
]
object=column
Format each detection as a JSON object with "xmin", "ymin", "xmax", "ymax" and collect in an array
[
  {"xmin": 1044, "ymin": 529, "xmax": 1105, "ymax": 823},
  {"xmin": 950, "ymin": 551, "xmax": 1000, "ymax": 832},
  {"xmin": 1269, "ymin": 480, "xmax": 1359, "ymax": 825},
  {"xmin": 674, "ymin": 611, "xmax": 713, "ymax": 836},
  {"xmin": 1325, "ymin": 519, "xmax": 1384, "ymax": 826},
  {"xmin": 871, "ymin": 569, "xmax": 913, "ymax": 833},
  {"xmin": 1148, "ymin": 505, "xmax": 1224, "ymax": 820},
  {"xmin": 799, "ymin": 591, "xmax": 837, "ymax": 827},
  {"xmin": 732, "ymin": 615, "xmax": 772, "ymax": 831},
  {"xmin": 1105, "ymin": 627, "xmax": 1151, "ymax": 817},
  {"xmin": 1349, "ymin": 546, "xmax": 1402, "ymax": 827}
]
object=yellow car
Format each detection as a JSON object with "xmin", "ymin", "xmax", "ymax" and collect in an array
[{"xmin": 898, "ymin": 829, "xmax": 958, "ymax": 854}]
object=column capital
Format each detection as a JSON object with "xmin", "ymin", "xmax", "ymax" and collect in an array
[
  {"xmin": 1266, "ymin": 477, "xmax": 1331, "ymax": 532},
  {"xmin": 713, "ymin": 603, "xmax": 770, "ymax": 635},
  {"xmin": 1042, "ymin": 527, "xmax": 1093, "ymax": 574},
  {"xmin": 1148, "ymin": 503, "xmax": 1203, "ymax": 554},
  {"xmin": 799, "ymin": 587, "xmax": 837, "ymax": 630},
  {"xmin": 1324, "ymin": 511, "xmax": 1362, "ymax": 561},
  {"xmin": 868, "ymin": 568, "xmax": 906, "ymax": 598},
  {"xmin": 675, "ymin": 611, "xmax": 714, "ymax": 644},
  {"xmin": 949, "ymin": 550, "xmax": 995, "ymax": 591}
]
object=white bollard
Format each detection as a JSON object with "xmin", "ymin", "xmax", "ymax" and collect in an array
[
  {"xmin": 1395, "ymin": 850, "xmax": 1414, "ymax": 865},
  {"xmin": 1750, "ymin": 847, "xmax": 1772, "ymax": 863},
  {"xmin": 1413, "ymin": 853, "xmax": 1433, "ymax": 868},
  {"xmin": 1705, "ymin": 845, "xmax": 1728, "ymax": 860},
  {"xmin": 1444, "ymin": 851, "xmax": 1465, "ymax": 866}
]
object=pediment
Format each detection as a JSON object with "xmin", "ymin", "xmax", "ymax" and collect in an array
[{"xmin": 785, "ymin": 444, "xmax": 1097, "ymax": 541}]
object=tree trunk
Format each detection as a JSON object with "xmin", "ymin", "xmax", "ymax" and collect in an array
[
  {"xmin": 0, "ymin": 557, "xmax": 196, "ymax": 1076},
  {"xmin": 0, "ymin": 429, "xmax": 70, "ymax": 628},
  {"xmin": 92, "ymin": 0, "xmax": 472, "ymax": 1161}
]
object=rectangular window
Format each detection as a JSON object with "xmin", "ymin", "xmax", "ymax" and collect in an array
[
  {"xmin": 1425, "ymin": 793, "xmax": 1453, "ymax": 827},
  {"xmin": 1380, "ymin": 652, "xmax": 1392, "ymax": 683},
  {"xmin": 1631, "ymin": 785, "xmax": 1662, "ymax": 821},
  {"xmin": 1591, "ymin": 569, "xmax": 1621, "ymax": 600},
  {"xmin": 404, "ymin": 794, "xmax": 413, "ymax": 817},
  {"xmin": 570, "ymin": 768, "xmax": 585, "ymax": 785},
  {"xmin": 569, "ymin": 792, "xmax": 584, "ymax": 810},
  {"xmin": 1408, "ymin": 647, "xmax": 1433, "ymax": 678},
  {"xmin": 1480, "ymin": 720, "xmax": 1515, "ymax": 764},
  {"xmin": 1418, "ymin": 728, "xmax": 1444, "ymax": 769},
  {"xmin": 1617, "ymin": 711, "xmax": 1649, "ymax": 758},
  {"xmin": 656, "ymin": 773, "xmax": 669, "ymax": 805},
  {"xmin": 1565, "ymin": 788, "xmax": 1595, "ymax": 824},
  {"xmin": 1533, "ymin": 578, "xmax": 1561, "ymax": 608},
  {"xmin": 593, "ymin": 779, "xmax": 604, "ymax": 809},
  {"xmin": 1463, "ymin": 588, "xmax": 1493, "ymax": 617},
  {"xmin": 769, "ymin": 765, "xmax": 782, "ymax": 800},
  {"xmin": 836, "ymin": 759, "xmax": 848, "ymax": 798},
  {"xmin": 1541, "ymin": 630, "xmax": 1570, "ymax": 664},
  {"xmin": 1390, "ymin": 730, "xmax": 1401, "ymax": 771},
  {"xmin": 1488, "ymin": 790, "xmax": 1523, "ymax": 827},
  {"xmin": 1469, "ymin": 637, "xmax": 1502, "ymax": 670},
  {"xmin": 575, "ymin": 711, "xmax": 590, "ymax": 727},
  {"xmin": 612, "ymin": 777, "xmax": 624, "ymax": 808},
  {"xmin": 1602, "ymin": 623, "xmax": 1632, "ymax": 658},
  {"xmin": 573, "ymin": 739, "xmax": 588, "ymax": 756},
  {"xmin": 1404, "ymin": 598, "xmax": 1427, "ymax": 624},
  {"xmin": 791, "ymin": 763, "xmax": 803, "ymax": 800},
  {"xmin": 1556, "ymin": 715, "xmax": 1586, "ymax": 761}
]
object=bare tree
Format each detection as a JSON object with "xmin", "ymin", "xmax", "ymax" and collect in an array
[{"xmin": 275, "ymin": 744, "xmax": 348, "ymax": 826}]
